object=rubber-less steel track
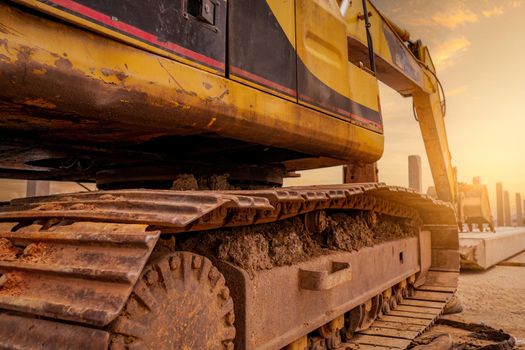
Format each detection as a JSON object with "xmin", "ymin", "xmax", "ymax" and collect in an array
[
  {"xmin": 0, "ymin": 183, "xmax": 458, "ymax": 349},
  {"xmin": 345, "ymin": 280, "xmax": 457, "ymax": 349}
]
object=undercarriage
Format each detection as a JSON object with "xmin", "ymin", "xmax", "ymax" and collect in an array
[
  {"xmin": 0, "ymin": 1, "xmax": 465, "ymax": 348},
  {"xmin": 0, "ymin": 184, "xmax": 459, "ymax": 349}
]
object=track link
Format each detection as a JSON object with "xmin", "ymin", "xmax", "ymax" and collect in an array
[
  {"xmin": 0, "ymin": 183, "xmax": 458, "ymax": 349},
  {"xmin": 346, "ymin": 276, "xmax": 458, "ymax": 349}
]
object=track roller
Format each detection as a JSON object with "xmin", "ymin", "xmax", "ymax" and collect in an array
[{"xmin": 344, "ymin": 295, "xmax": 382, "ymax": 339}]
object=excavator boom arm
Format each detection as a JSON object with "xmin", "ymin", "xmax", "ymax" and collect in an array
[{"xmin": 346, "ymin": 1, "xmax": 457, "ymax": 205}]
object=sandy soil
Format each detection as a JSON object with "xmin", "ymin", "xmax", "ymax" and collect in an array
[{"xmin": 444, "ymin": 255, "xmax": 525, "ymax": 348}]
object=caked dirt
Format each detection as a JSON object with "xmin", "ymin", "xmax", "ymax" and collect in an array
[
  {"xmin": 0, "ymin": 238, "xmax": 20, "ymax": 261},
  {"xmin": 179, "ymin": 212, "xmax": 416, "ymax": 275},
  {"xmin": 0, "ymin": 239, "xmax": 51, "ymax": 264},
  {"xmin": 171, "ymin": 174, "xmax": 238, "ymax": 191},
  {"xmin": 19, "ymin": 242, "xmax": 52, "ymax": 264},
  {"xmin": 179, "ymin": 217, "xmax": 318, "ymax": 274},
  {"xmin": 0, "ymin": 239, "xmax": 51, "ymax": 295}
]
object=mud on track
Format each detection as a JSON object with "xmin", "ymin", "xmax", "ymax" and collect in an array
[{"xmin": 179, "ymin": 211, "xmax": 417, "ymax": 275}]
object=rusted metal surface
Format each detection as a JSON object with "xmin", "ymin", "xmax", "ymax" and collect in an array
[
  {"xmin": 341, "ymin": 197, "xmax": 459, "ymax": 349},
  {"xmin": 0, "ymin": 221, "xmax": 159, "ymax": 326},
  {"xmin": 298, "ymin": 261, "xmax": 352, "ymax": 291},
  {"xmin": 0, "ymin": 184, "xmax": 456, "ymax": 232},
  {"xmin": 415, "ymin": 230, "xmax": 432, "ymax": 287},
  {"xmin": 0, "ymin": 313, "xmax": 110, "ymax": 349},
  {"xmin": 110, "ymin": 252, "xmax": 236, "ymax": 350},
  {"xmin": 217, "ymin": 238, "xmax": 421, "ymax": 349},
  {"xmin": 347, "ymin": 279, "xmax": 455, "ymax": 349},
  {"xmin": 343, "ymin": 163, "xmax": 379, "ymax": 183},
  {"xmin": 0, "ymin": 184, "xmax": 457, "ymax": 348}
]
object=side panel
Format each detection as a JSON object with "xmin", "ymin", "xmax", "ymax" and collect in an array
[
  {"xmin": 13, "ymin": 0, "xmax": 227, "ymax": 73},
  {"xmin": 219, "ymin": 239, "xmax": 420, "ymax": 349},
  {"xmin": 0, "ymin": 2, "xmax": 385, "ymax": 170},
  {"xmin": 345, "ymin": 0, "xmax": 428, "ymax": 95},
  {"xmin": 228, "ymin": 0, "xmax": 297, "ymax": 100},
  {"xmin": 295, "ymin": 0, "xmax": 383, "ymax": 133}
]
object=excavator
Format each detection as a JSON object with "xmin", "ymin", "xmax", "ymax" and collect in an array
[{"xmin": 0, "ymin": 0, "xmax": 493, "ymax": 348}]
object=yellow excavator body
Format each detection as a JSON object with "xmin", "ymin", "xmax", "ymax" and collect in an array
[{"xmin": 0, "ymin": 0, "xmax": 487, "ymax": 348}]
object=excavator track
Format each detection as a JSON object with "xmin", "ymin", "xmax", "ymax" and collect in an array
[
  {"xmin": 0, "ymin": 183, "xmax": 459, "ymax": 349},
  {"xmin": 345, "ymin": 287, "xmax": 457, "ymax": 349}
]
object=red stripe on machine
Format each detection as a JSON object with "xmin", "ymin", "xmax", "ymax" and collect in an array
[
  {"xmin": 299, "ymin": 94, "xmax": 383, "ymax": 133},
  {"xmin": 230, "ymin": 66, "xmax": 297, "ymax": 97},
  {"xmin": 44, "ymin": 0, "xmax": 225, "ymax": 70}
]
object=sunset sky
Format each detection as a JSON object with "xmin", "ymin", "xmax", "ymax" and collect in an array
[
  {"xmin": 2, "ymin": 1, "xmax": 525, "ymax": 217},
  {"xmin": 288, "ymin": 0, "xmax": 525, "ymax": 214}
]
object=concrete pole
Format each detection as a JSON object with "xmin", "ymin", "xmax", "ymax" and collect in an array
[
  {"xmin": 408, "ymin": 155, "xmax": 422, "ymax": 193},
  {"xmin": 26, "ymin": 181, "xmax": 50, "ymax": 197},
  {"xmin": 496, "ymin": 183, "xmax": 504, "ymax": 227},
  {"xmin": 517, "ymin": 193, "xmax": 523, "ymax": 226},
  {"xmin": 504, "ymin": 190, "xmax": 512, "ymax": 226},
  {"xmin": 343, "ymin": 163, "xmax": 378, "ymax": 183}
]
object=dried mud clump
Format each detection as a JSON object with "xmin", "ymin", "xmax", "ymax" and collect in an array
[
  {"xmin": 218, "ymin": 233, "xmax": 273, "ymax": 272},
  {"xmin": 19, "ymin": 243, "xmax": 52, "ymax": 264},
  {"xmin": 171, "ymin": 174, "xmax": 198, "ymax": 191},
  {"xmin": 317, "ymin": 213, "xmax": 415, "ymax": 251},
  {"xmin": 179, "ymin": 217, "xmax": 322, "ymax": 275},
  {"xmin": 171, "ymin": 174, "xmax": 239, "ymax": 191},
  {"xmin": 0, "ymin": 238, "xmax": 21, "ymax": 261},
  {"xmin": 179, "ymin": 212, "xmax": 417, "ymax": 275},
  {"xmin": 0, "ymin": 239, "xmax": 52, "ymax": 264},
  {"xmin": 199, "ymin": 174, "xmax": 237, "ymax": 191},
  {"xmin": 372, "ymin": 220, "xmax": 414, "ymax": 242},
  {"xmin": 322, "ymin": 214, "xmax": 374, "ymax": 251}
]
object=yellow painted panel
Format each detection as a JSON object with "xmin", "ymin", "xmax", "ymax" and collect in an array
[
  {"xmin": 12, "ymin": 0, "xmax": 225, "ymax": 75},
  {"xmin": 0, "ymin": 3, "xmax": 384, "ymax": 169},
  {"xmin": 266, "ymin": 0, "xmax": 296, "ymax": 48},
  {"xmin": 348, "ymin": 63, "xmax": 379, "ymax": 111},
  {"xmin": 345, "ymin": 0, "xmax": 394, "ymax": 66},
  {"xmin": 296, "ymin": 0, "xmax": 350, "ymax": 97},
  {"xmin": 344, "ymin": 0, "xmax": 427, "ymax": 90}
]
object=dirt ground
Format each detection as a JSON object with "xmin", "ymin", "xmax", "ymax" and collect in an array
[{"xmin": 444, "ymin": 252, "xmax": 525, "ymax": 348}]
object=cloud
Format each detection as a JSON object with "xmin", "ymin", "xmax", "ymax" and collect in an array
[
  {"xmin": 483, "ymin": 6, "xmax": 505, "ymax": 17},
  {"xmin": 431, "ymin": 7, "xmax": 478, "ymax": 29},
  {"xmin": 433, "ymin": 37, "xmax": 471, "ymax": 70}
]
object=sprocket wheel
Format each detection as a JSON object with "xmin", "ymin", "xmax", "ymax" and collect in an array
[{"xmin": 109, "ymin": 252, "xmax": 236, "ymax": 350}]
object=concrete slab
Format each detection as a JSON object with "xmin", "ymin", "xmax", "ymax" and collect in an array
[
  {"xmin": 499, "ymin": 250, "xmax": 525, "ymax": 267},
  {"xmin": 459, "ymin": 227, "xmax": 525, "ymax": 269}
]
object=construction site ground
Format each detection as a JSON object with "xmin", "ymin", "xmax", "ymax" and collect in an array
[{"xmin": 443, "ymin": 250, "xmax": 525, "ymax": 348}]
